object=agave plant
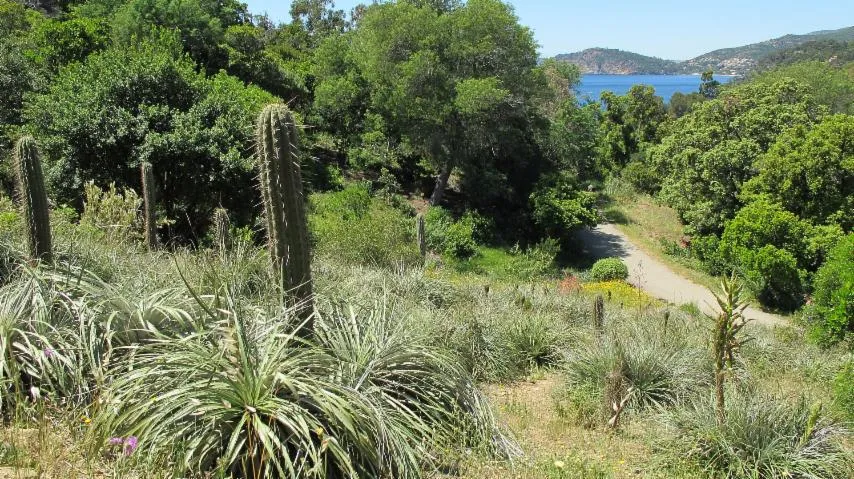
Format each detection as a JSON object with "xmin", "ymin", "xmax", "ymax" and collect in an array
[
  {"xmin": 664, "ymin": 392, "xmax": 853, "ymax": 478},
  {"xmin": 91, "ymin": 295, "xmax": 506, "ymax": 478}
]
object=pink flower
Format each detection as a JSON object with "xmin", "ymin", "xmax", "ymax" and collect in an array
[
  {"xmin": 123, "ymin": 436, "xmax": 138, "ymax": 455},
  {"xmin": 108, "ymin": 437, "xmax": 124, "ymax": 446},
  {"xmin": 44, "ymin": 348, "xmax": 55, "ymax": 358}
]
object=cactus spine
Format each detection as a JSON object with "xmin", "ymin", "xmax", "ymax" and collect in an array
[
  {"xmin": 256, "ymin": 104, "xmax": 313, "ymax": 322},
  {"xmin": 212, "ymin": 207, "xmax": 231, "ymax": 252},
  {"xmin": 13, "ymin": 136, "xmax": 52, "ymax": 262},
  {"xmin": 140, "ymin": 163, "xmax": 158, "ymax": 251},
  {"xmin": 416, "ymin": 213, "xmax": 426, "ymax": 258}
]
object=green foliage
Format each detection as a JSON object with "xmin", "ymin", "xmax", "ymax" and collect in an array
[
  {"xmin": 742, "ymin": 114, "xmax": 854, "ymax": 230},
  {"xmin": 444, "ymin": 220, "xmax": 478, "ymax": 259},
  {"xmin": 668, "ymin": 91, "xmax": 705, "ymax": 118},
  {"xmin": 256, "ymin": 104, "xmax": 313, "ymax": 317},
  {"xmin": 664, "ymin": 393, "xmax": 852, "ymax": 479},
  {"xmin": 26, "ymin": 34, "xmax": 274, "ymax": 239},
  {"xmin": 13, "ymin": 136, "xmax": 51, "ymax": 262},
  {"xmin": 310, "ymin": 184, "xmax": 421, "ymax": 268},
  {"xmin": 833, "ymin": 361, "xmax": 854, "ymax": 421},
  {"xmin": 529, "ymin": 173, "xmax": 598, "ymax": 241},
  {"xmin": 598, "ymin": 85, "xmax": 668, "ymax": 170},
  {"xmin": 590, "ymin": 258, "xmax": 629, "ymax": 282},
  {"xmin": 620, "ymin": 154, "xmax": 660, "ymax": 194},
  {"xmin": 717, "ymin": 200, "xmax": 815, "ymax": 310},
  {"xmin": 807, "ymin": 234, "xmax": 854, "ymax": 344},
  {"xmin": 750, "ymin": 61, "xmax": 854, "ymax": 113},
  {"xmin": 79, "ymin": 181, "xmax": 142, "ymax": 244},
  {"xmin": 25, "ymin": 16, "xmax": 110, "ymax": 72},
  {"xmin": 652, "ymin": 79, "xmax": 824, "ymax": 235}
]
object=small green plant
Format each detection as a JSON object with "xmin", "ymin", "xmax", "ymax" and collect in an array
[
  {"xmin": 416, "ymin": 213, "xmax": 426, "ymax": 259},
  {"xmin": 13, "ymin": 136, "xmax": 52, "ymax": 262},
  {"xmin": 833, "ymin": 361, "xmax": 854, "ymax": 421},
  {"xmin": 590, "ymin": 258, "xmax": 628, "ymax": 282},
  {"xmin": 444, "ymin": 220, "xmax": 478, "ymax": 258},
  {"xmin": 256, "ymin": 104, "xmax": 313, "ymax": 321}
]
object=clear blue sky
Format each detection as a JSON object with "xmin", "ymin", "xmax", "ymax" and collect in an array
[{"xmin": 244, "ymin": 0, "xmax": 853, "ymax": 60}]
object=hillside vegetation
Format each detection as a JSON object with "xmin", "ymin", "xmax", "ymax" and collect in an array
[
  {"xmin": 556, "ymin": 25, "xmax": 854, "ymax": 75},
  {"xmin": 0, "ymin": 1, "xmax": 852, "ymax": 478}
]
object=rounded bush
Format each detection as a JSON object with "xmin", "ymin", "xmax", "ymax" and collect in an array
[{"xmin": 590, "ymin": 258, "xmax": 629, "ymax": 282}]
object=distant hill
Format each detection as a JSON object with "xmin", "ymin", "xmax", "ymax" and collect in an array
[
  {"xmin": 554, "ymin": 48, "xmax": 679, "ymax": 75},
  {"xmin": 556, "ymin": 25, "xmax": 854, "ymax": 75},
  {"xmin": 755, "ymin": 39, "xmax": 854, "ymax": 71}
]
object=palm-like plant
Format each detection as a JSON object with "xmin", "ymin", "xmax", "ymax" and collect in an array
[{"xmin": 710, "ymin": 273, "xmax": 751, "ymax": 424}]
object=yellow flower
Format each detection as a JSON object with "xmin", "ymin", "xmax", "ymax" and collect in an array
[{"xmin": 81, "ymin": 416, "xmax": 91, "ymax": 424}]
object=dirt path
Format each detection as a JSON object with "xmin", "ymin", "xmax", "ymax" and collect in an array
[{"xmin": 575, "ymin": 224, "xmax": 784, "ymax": 326}]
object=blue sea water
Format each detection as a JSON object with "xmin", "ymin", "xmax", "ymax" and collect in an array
[{"xmin": 576, "ymin": 74, "xmax": 736, "ymax": 102}]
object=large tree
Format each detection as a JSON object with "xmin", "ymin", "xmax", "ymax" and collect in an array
[{"xmin": 313, "ymin": 0, "xmax": 542, "ymax": 206}]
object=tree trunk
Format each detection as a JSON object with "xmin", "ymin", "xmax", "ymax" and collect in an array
[{"xmin": 429, "ymin": 163, "xmax": 452, "ymax": 206}]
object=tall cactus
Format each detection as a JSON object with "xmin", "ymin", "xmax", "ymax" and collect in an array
[
  {"xmin": 416, "ymin": 213, "xmax": 426, "ymax": 259},
  {"xmin": 256, "ymin": 104, "xmax": 313, "ymax": 322},
  {"xmin": 13, "ymin": 136, "xmax": 52, "ymax": 262},
  {"xmin": 593, "ymin": 294, "xmax": 605, "ymax": 335},
  {"xmin": 140, "ymin": 162, "xmax": 158, "ymax": 251},
  {"xmin": 212, "ymin": 207, "xmax": 231, "ymax": 252}
]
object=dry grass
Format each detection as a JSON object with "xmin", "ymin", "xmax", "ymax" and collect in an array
[{"xmin": 458, "ymin": 377, "xmax": 667, "ymax": 479}]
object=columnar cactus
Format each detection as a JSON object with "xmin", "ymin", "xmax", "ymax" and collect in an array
[
  {"xmin": 593, "ymin": 294, "xmax": 605, "ymax": 334},
  {"xmin": 212, "ymin": 207, "xmax": 231, "ymax": 252},
  {"xmin": 140, "ymin": 163, "xmax": 158, "ymax": 251},
  {"xmin": 13, "ymin": 136, "xmax": 52, "ymax": 262},
  {"xmin": 256, "ymin": 104, "xmax": 313, "ymax": 320},
  {"xmin": 416, "ymin": 213, "xmax": 426, "ymax": 258}
]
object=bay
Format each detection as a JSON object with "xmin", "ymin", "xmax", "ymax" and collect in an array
[{"xmin": 576, "ymin": 74, "xmax": 737, "ymax": 102}]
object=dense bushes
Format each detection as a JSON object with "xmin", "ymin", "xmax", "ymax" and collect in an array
[
  {"xmin": 529, "ymin": 173, "xmax": 598, "ymax": 241},
  {"xmin": 590, "ymin": 258, "xmax": 629, "ymax": 282},
  {"xmin": 807, "ymin": 234, "xmax": 854, "ymax": 344},
  {"xmin": 309, "ymin": 184, "xmax": 421, "ymax": 268},
  {"xmin": 423, "ymin": 207, "xmax": 492, "ymax": 259},
  {"xmin": 25, "ymin": 32, "xmax": 274, "ymax": 240}
]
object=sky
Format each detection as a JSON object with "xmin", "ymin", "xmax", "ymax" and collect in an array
[{"xmin": 244, "ymin": 0, "xmax": 854, "ymax": 60}]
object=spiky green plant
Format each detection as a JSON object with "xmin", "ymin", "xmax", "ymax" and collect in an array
[
  {"xmin": 140, "ymin": 162, "xmax": 158, "ymax": 251},
  {"xmin": 91, "ymin": 297, "xmax": 505, "ymax": 478},
  {"xmin": 664, "ymin": 393, "xmax": 852, "ymax": 478},
  {"xmin": 212, "ymin": 207, "xmax": 231, "ymax": 252},
  {"xmin": 13, "ymin": 136, "xmax": 52, "ymax": 262},
  {"xmin": 711, "ymin": 273, "xmax": 751, "ymax": 425},
  {"xmin": 255, "ymin": 104, "xmax": 313, "ymax": 323}
]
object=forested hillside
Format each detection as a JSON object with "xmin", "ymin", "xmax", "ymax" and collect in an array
[{"xmin": 0, "ymin": 1, "xmax": 852, "ymax": 478}]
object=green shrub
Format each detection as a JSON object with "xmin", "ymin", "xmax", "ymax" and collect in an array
[
  {"xmin": 79, "ymin": 181, "xmax": 143, "ymax": 245},
  {"xmin": 833, "ymin": 361, "xmax": 854, "ymax": 421},
  {"xmin": 690, "ymin": 234, "xmax": 726, "ymax": 276},
  {"xmin": 807, "ymin": 233, "xmax": 854, "ymax": 344},
  {"xmin": 422, "ymin": 207, "xmax": 487, "ymax": 259},
  {"xmin": 310, "ymin": 184, "xmax": 421, "ymax": 268},
  {"xmin": 529, "ymin": 173, "xmax": 598, "ymax": 240},
  {"xmin": 621, "ymin": 158, "xmax": 660, "ymax": 194},
  {"xmin": 444, "ymin": 221, "xmax": 478, "ymax": 258},
  {"xmin": 505, "ymin": 238, "xmax": 560, "ymax": 280},
  {"xmin": 718, "ymin": 199, "xmax": 812, "ymax": 311},
  {"xmin": 590, "ymin": 258, "xmax": 629, "ymax": 282},
  {"xmin": 507, "ymin": 315, "xmax": 563, "ymax": 371},
  {"xmin": 664, "ymin": 393, "xmax": 852, "ymax": 478}
]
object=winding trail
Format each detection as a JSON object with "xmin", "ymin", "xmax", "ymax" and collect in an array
[{"xmin": 575, "ymin": 224, "xmax": 784, "ymax": 327}]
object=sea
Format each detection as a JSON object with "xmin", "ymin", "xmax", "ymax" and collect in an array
[{"xmin": 576, "ymin": 74, "xmax": 737, "ymax": 102}]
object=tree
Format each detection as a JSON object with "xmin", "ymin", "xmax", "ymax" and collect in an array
[
  {"xmin": 651, "ymin": 79, "xmax": 825, "ymax": 234},
  {"xmin": 668, "ymin": 91, "xmax": 705, "ymax": 118},
  {"xmin": 25, "ymin": 33, "xmax": 274, "ymax": 240},
  {"xmin": 699, "ymin": 70, "xmax": 720, "ymax": 99},
  {"xmin": 598, "ymin": 85, "xmax": 667, "ymax": 170},
  {"xmin": 316, "ymin": 0, "xmax": 542, "ymax": 206},
  {"xmin": 743, "ymin": 114, "xmax": 854, "ymax": 230},
  {"xmin": 808, "ymin": 234, "xmax": 854, "ymax": 344}
]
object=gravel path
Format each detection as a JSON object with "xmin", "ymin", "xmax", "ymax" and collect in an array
[{"xmin": 575, "ymin": 224, "xmax": 784, "ymax": 327}]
